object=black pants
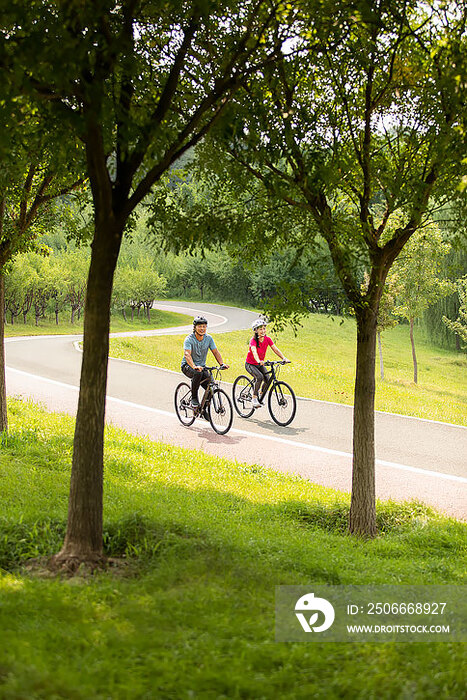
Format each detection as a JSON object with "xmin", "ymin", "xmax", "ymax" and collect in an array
[
  {"xmin": 181, "ymin": 364, "xmax": 210, "ymax": 401},
  {"xmin": 245, "ymin": 362, "xmax": 269, "ymax": 396}
]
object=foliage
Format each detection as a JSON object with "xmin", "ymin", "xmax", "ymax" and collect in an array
[
  {"xmin": 0, "ymin": 99, "xmax": 86, "ymax": 269},
  {"xmin": 386, "ymin": 224, "xmax": 455, "ymax": 382},
  {"xmin": 443, "ymin": 276, "xmax": 467, "ymax": 348},
  {"xmin": 113, "ymin": 257, "xmax": 167, "ymax": 321},
  {"xmin": 196, "ymin": 0, "xmax": 467, "ymax": 534},
  {"xmin": 3, "ymin": 246, "xmax": 171, "ymax": 327},
  {"xmin": 424, "ymin": 246, "xmax": 467, "ymax": 350},
  {"xmin": 2, "ymin": 0, "xmax": 295, "ymax": 558},
  {"xmin": 388, "ymin": 225, "xmax": 455, "ymax": 325}
]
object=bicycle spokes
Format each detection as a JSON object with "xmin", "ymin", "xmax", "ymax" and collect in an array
[
  {"xmin": 175, "ymin": 366, "xmax": 232, "ymax": 434},
  {"xmin": 174, "ymin": 383, "xmax": 196, "ymax": 426},
  {"xmin": 232, "ymin": 375, "xmax": 255, "ymax": 418},
  {"xmin": 268, "ymin": 381, "xmax": 297, "ymax": 427},
  {"xmin": 208, "ymin": 388, "xmax": 233, "ymax": 434}
]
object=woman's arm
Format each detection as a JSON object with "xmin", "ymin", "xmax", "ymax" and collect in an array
[
  {"xmin": 271, "ymin": 343, "xmax": 288, "ymax": 361},
  {"xmin": 251, "ymin": 344, "xmax": 262, "ymax": 364}
]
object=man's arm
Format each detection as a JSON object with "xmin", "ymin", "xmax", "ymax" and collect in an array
[
  {"xmin": 184, "ymin": 348, "xmax": 203, "ymax": 371},
  {"xmin": 212, "ymin": 347, "xmax": 229, "ymax": 368}
]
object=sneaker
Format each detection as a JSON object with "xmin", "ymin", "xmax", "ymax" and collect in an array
[
  {"xmin": 252, "ymin": 397, "xmax": 261, "ymax": 408},
  {"xmin": 191, "ymin": 398, "xmax": 200, "ymax": 408}
]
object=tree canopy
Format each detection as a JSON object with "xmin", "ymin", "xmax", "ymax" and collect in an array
[
  {"xmin": 158, "ymin": 0, "xmax": 467, "ymax": 535},
  {"xmin": 1, "ymin": 0, "xmax": 292, "ymax": 565}
]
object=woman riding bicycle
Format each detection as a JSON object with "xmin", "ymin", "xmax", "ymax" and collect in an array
[{"xmin": 246, "ymin": 318, "xmax": 289, "ymax": 408}]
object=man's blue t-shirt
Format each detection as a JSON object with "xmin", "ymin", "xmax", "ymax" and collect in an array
[{"xmin": 182, "ymin": 333, "xmax": 217, "ymax": 367}]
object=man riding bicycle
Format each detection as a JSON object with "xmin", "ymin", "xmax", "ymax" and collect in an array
[{"xmin": 181, "ymin": 316, "xmax": 229, "ymax": 407}]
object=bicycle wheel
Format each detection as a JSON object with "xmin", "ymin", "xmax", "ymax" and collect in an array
[
  {"xmin": 232, "ymin": 375, "xmax": 255, "ymax": 418},
  {"xmin": 208, "ymin": 388, "xmax": 233, "ymax": 435},
  {"xmin": 268, "ymin": 381, "xmax": 297, "ymax": 426},
  {"xmin": 174, "ymin": 382, "xmax": 196, "ymax": 426}
]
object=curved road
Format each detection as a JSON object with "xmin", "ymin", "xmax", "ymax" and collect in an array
[{"xmin": 5, "ymin": 301, "xmax": 467, "ymax": 520}]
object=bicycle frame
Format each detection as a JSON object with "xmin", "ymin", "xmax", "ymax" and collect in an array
[
  {"xmin": 176, "ymin": 364, "xmax": 233, "ymax": 434},
  {"xmin": 258, "ymin": 361, "xmax": 282, "ymax": 401},
  {"xmin": 232, "ymin": 359, "xmax": 295, "ymax": 426},
  {"xmin": 194, "ymin": 366, "xmax": 222, "ymax": 415}
]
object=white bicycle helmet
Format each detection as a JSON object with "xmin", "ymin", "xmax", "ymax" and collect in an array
[{"xmin": 252, "ymin": 318, "xmax": 267, "ymax": 331}]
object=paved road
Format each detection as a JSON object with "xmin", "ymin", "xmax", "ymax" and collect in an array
[{"xmin": 5, "ymin": 301, "xmax": 467, "ymax": 520}]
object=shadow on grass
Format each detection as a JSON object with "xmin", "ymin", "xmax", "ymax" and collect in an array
[
  {"xmin": 1, "ymin": 408, "xmax": 465, "ymax": 579},
  {"xmin": 0, "ymin": 480, "xmax": 463, "ymax": 576}
]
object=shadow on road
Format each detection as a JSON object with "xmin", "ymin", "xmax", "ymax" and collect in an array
[
  {"xmin": 189, "ymin": 425, "xmax": 245, "ymax": 445},
  {"xmin": 233, "ymin": 416, "xmax": 308, "ymax": 438}
]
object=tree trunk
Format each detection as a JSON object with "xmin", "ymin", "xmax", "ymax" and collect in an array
[
  {"xmin": 377, "ymin": 330, "xmax": 384, "ymax": 380},
  {"xmin": 0, "ymin": 272, "xmax": 7, "ymax": 433},
  {"xmin": 54, "ymin": 216, "xmax": 123, "ymax": 565},
  {"xmin": 122, "ymin": 307, "xmax": 127, "ymax": 321},
  {"xmin": 349, "ymin": 307, "xmax": 378, "ymax": 537},
  {"xmin": 410, "ymin": 317, "xmax": 418, "ymax": 384}
]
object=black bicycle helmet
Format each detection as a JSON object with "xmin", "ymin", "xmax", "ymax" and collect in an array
[{"xmin": 193, "ymin": 316, "xmax": 208, "ymax": 326}]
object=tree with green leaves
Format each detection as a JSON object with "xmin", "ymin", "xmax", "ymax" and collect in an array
[
  {"xmin": 0, "ymin": 98, "xmax": 86, "ymax": 432},
  {"xmin": 47, "ymin": 255, "xmax": 71, "ymax": 325},
  {"xmin": 4, "ymin": 258, "xmax": 30, "ymax": 324},
  {"xmin": 2, "ymin": 0, "xmax": 287, "ymax": 567},
  {"xmin": 424, "ymin": 244, "xmax": 467, "ymax": 350},
  {"xmin": 59, "ymin": 250, "xmax": 90, "ymax": 324},
  {"xmin": 113, "ymin": 258, "xmax": 167, "ymax": 321},
  {"xmin": 443, "ymin": 276, "xmax": 467, "ymax": 348},
  {"xmin": 387, "ymin": 224, "xmax": 455, "ymax": 383},
  {"xmin": 169, "ymin": 0, "xmax": 467, "ymax": 535}
]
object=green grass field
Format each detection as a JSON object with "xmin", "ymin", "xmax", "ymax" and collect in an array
[
  {"xmin": 108, "ymin": 312, "xmax": 467, "ymax": 426},
  {"xmin": 4, "ymin": 308, "xmax": 192, "ymax": 337},
  {"xmin": 1, "ymin": 398, "xmax": 466, "ymax": 698}
]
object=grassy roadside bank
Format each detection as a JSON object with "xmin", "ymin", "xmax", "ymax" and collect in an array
[
  {"xmin": 108, "ymin": 312, "xmax": 467, "ymax": 426},
  {"xmin": 1, "ymin": 399, "xmax": 466, "ymax": 698},
  {"xmin": 4, "ymin": 308, "xmax": 192, "ymax": 337}
]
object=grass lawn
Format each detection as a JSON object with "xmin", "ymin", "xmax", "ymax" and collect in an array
[
  {"xmin": 0, "ymin": 399, "xmax": 466, "ymax": 698},
  {"xmin": 4, "ymin": 308, "xmax": 192, "ymax": 337},
  {"xmin": 108, "ymin": 313, "xmax": 467, "ymax": 426}
]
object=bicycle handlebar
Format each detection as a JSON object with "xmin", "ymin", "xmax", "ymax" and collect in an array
[
  {"xmin": 204, "ymin": 364, "xmax": 228, "ymax": 371},
  {"xmin": 263, "ymin": 360, "xmax": 291, "ymax": 366}
]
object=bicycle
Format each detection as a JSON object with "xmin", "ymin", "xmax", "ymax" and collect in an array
[
  {"xmin": 232, "ymin": 360, "xmax": 297, "ymax": 426},
  {"xmin": 174, "ymin": 365, "xmax": 233, "ymax": 435}
]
